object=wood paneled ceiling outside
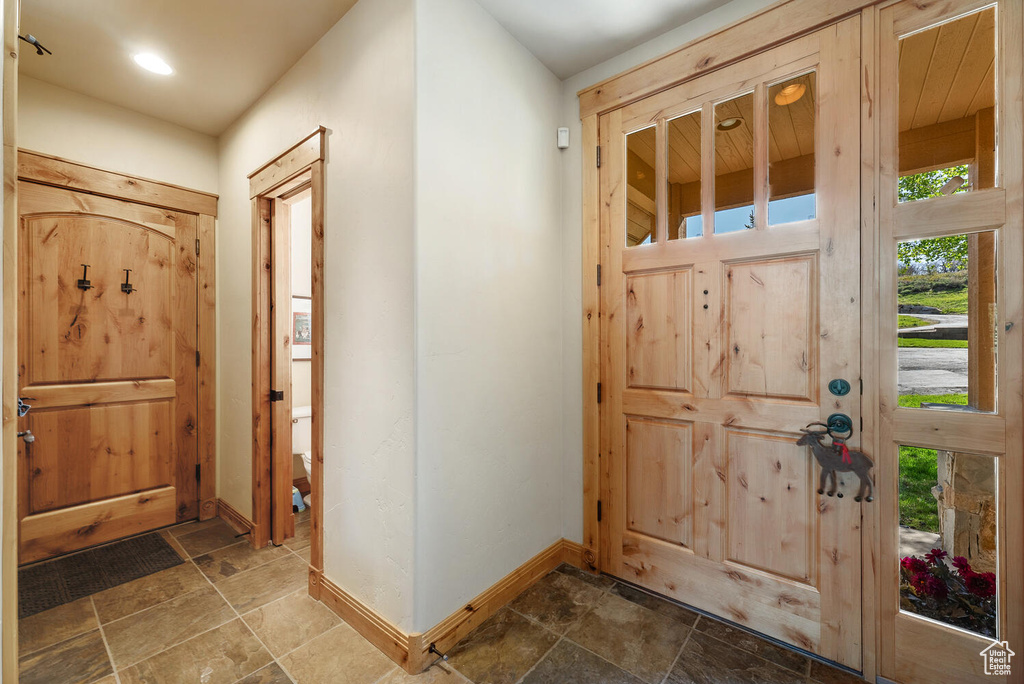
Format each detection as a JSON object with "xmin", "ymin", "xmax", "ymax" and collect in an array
[
  {"xmin": 626, "ymin": 71, "xmax": 816, "ymax": 189},
  {"xmin": 898, "ymin": 7, "xmax": 995, "ymax": 133}
]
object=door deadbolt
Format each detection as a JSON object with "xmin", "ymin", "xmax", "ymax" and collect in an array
[{"xmin": 828, "ymin": 378, "xmax": 851, "ymax": 396}]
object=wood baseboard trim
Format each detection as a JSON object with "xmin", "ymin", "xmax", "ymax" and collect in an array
[
  {"xmin": 410, "ymin": 538, "xmax": 573, "ymax": 671},
  {"xmin": 216, "ymin": 498, "xmax": 254, "ymax": 537},
  {"xmin": 313, "ymin": 538, "xmax": 592, "ymax": 674},
  {"xmin": 317, "ymin": 570, "xmax": 412, "ymax": 670},
  {"xmin": 561, "ymin": 539, "xmax": 587, "ymax": 570}
]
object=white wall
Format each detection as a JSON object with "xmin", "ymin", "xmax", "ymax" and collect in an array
[
  {"xmin": 413, "ymin": 0, "xmax": 563, "ymax": 631},
  {"xmin": 291, "ymin": 196, "xmax": 312, "ymax": 478},
  {"xmin": 217, "ymin": 0, "xmax": 417, "ymax": 630},
  {"xmin": 557, "ymin": 0, "xmax": 771, "ymax": 543},
  {"xmin": 18, "ymin": 76, "xmax": 218, "ymax": 192},
  {"xmin": 291, "ymin": 195, "xmax": 313, "ymax": 411}
]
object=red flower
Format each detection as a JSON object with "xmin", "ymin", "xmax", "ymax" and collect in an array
[
  {"xmin": 902, "ymin": 557, "xmax": 929, "ymax": 574},
  {"xmin": 910, "ymin": 572, "xmax": 932, "ymax": 595},
  {"xmin": 951, "ymin": 556, "xmax": 972, "ymax": 576},
  {"xmin": 925, "ymin": 548, "xmax": 948, "ymax": 565},
  {"xmin": 965, "ymin": 572, "xmax": 996, "ymax": 598},
  {"xmin": 925, "ymin": 575, "xmax": 949, "ymax": 600}
]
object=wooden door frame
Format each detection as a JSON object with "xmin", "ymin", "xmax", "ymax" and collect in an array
[
  {"xmin": 580, "ymin": 1, "xmax": 884, "ymax": 680},
  {"xmin": 248, "ymin": 128, "xmax": 325, "ymax": 595},
  {"xmin": 866, "ymin": 1, "xmax": 1024, "ymax": 681},
  {"xmin": 583, "ymin": 0, "xmax": 1024, "ymax": 682},
  {"xmin": 1, "ymin": 144, "xmax": 217, "ymax": 674},
  {"xmin": 2, "ymin": 1, "xmax": 19, "ymax": 678}
]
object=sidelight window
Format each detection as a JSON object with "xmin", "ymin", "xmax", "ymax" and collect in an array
[{"xmin": 897, "ymin": 7, "xmax": 997, "ymax": 203}]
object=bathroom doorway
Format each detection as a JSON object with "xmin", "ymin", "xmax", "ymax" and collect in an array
[{"xmin": 250, "ymin": 129, "xmax": 325, "ymax": 567}]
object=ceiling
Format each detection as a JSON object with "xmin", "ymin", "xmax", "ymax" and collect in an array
[
  {"xmin": 627, "ymin": 72, "xmax": 816, "ymax": 187},
  {"xmin": 19, "ymin": 0, "xmax": 734, "ymax": 136},
  {"xmin": 898, "ymin": 6, "xmax": 995, "ymax": 132},
  {"xmin": 475, "ymin": 0, "xmax": 734, "ymax": 79},
  {"xmin": 18, "ymin": 0, "xmax": 359, "ymax": 136}
]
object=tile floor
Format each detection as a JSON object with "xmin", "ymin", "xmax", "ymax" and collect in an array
[{"xmin": 19, "ymin": 518, "xmax": 863, "ymax": 684}]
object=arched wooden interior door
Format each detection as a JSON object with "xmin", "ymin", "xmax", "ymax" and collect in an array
[
  {"xmin": 17, "ymin": 181, "xmax": 199, "ymax": 564},
  {"xmin": 599, "ymin": 19, "xmax": 864, "ymax": 669}
]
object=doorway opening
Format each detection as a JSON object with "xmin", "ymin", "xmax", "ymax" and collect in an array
[{"xmin": 249, "ymin": 129, "xmax": 325, "ymax": 580}]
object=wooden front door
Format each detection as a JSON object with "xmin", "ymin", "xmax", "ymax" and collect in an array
[
  {"xmin": 17, "ymin": 181, "xmax": 199, "ymax": 564},
  {"xmin": 599, "ymin": 19, "xmax": 863, "ymax": 668}
]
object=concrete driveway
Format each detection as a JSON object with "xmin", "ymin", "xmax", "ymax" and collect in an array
[{"xmin": 898, "ymin": 347, "xmax": 968, "ymax": 395}]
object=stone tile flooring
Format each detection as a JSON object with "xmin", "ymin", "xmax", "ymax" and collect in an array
[{"xmin": 19, "ymin": 523, "xmax": 864, "ymax": 684}]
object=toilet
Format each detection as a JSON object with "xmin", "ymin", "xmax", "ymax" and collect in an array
[{"xmin": 293, "ymin": 405, "xmax": 313, "ymax": 507}]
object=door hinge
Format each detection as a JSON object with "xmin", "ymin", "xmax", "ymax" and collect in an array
[
  {"xmin": 596, "ymin": 264, "xmax": 602, "ymax": 286},
  {"xmin": 597, "ymin": 500, "xmax": 602, "ymax": 522},
  {"xmin": 196, "ymin": 350, "xmax": 201, "ymax": 367},
  {"xmin": 596, "ymin": 145, "xmax": 601, "ymax": 168},
  {"xmin": 597, "ymin": 382, "xmax": 602, "ymax": 404},
  {"xmin": 195, "ymin": 239, "xmax": 200, "ymax": 256},
  {"xmin": 195, "ymin": 463, "xmax": 201, "ymax": 482},
  {"xmin": 860, "ymin": 416, "xmax": 864, "ymax": 432},
  {"xmin": 270, "ymin": 390, "xmax": 284, "ymax": 402}
]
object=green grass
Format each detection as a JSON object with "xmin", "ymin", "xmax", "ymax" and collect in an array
[
  {"xmin": 898, "ymin": 315, "xmax": 932, "ymax": 328},
  {"xmin": 897, "ymin": 338, "xmax": 969, "ymax": 348},
  {"xmin": 898, "ymin": 445, "xmax": 940, "ymax": 533},
  {"xmin": 898, "ymin": 392, "xmax": 968, "ymax": 409},
  {"xmin": 896, "ymin": 394, "xmax": 967, "ymax": 534},
  {"xmin": 899, "ymin": 288, "xmax": 969, "ymax": 314}
]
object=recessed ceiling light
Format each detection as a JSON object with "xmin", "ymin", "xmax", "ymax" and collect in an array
[
  {"xmin": 716, "ymin": 117, "xmax": 743, "ymax": 131},
  {"xmin": 774, "ymin": 83, "xmax": 806, "ymax": 106},
  {"xmin": 133, "ymin": 53, "xmax": 173, "ymax": 75}
]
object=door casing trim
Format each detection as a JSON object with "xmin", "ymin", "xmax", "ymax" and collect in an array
[
  {"xmin": 248, "ymin": 127, "xmax": 325, "ymax": 577},
  {"xmin": 580, "ymin": 6, "xmax": 881, "ymax": 681}
]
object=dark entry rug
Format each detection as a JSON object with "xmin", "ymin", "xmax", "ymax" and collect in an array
[{"xmin": 18, "ymin": 532, "xmax": 184, "ymax": 619}]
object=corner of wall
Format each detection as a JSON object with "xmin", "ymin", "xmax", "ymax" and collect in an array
[{"xmin": 411, "ymin": 0, "xmax": 565, "ymax": 633}]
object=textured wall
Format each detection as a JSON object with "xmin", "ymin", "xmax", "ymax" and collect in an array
[
  {"xmin": 216, "ymin": 0, "xmax": 417, "ymax": 629},
  {"xmin": 19, "ymin": 76, "xmax": 218, "ymax": 192},
  {"xmin": 413, "ymin": 0, "xmax": 564, "ymax": 632}
]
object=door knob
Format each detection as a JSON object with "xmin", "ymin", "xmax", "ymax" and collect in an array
[{"xmin": 826, "ymin": 413, "xmax": 854, "ymax": 436}]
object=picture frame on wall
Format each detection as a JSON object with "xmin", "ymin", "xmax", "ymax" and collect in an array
[{"xmin": 293, "ymin": 295, "xmax": 312, "ymax": 360}]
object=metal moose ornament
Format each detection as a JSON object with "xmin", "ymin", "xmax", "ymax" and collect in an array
[{"xmin": 796, "ymin": 422, "xmax": 875, "ymax": 502}]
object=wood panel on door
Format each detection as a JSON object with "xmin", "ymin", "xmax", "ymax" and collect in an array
[
  {"xmin": 600, "ymin": 20, "xmax": 863, "ymax": 669},
  {"xmin": 17, "ymin": 182, "xmax": 199, "ymax": 563}
]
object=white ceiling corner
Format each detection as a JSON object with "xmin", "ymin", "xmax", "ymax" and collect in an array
[
  {"xmin": 18, "ymin": 0, "xmax": 359, "ymax": 136},
  {"xmin": 471, "ymin": 0, "xmax": 735, "ymax": 79}
]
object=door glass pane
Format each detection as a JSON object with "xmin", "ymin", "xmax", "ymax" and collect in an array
[
  {"xmin": 899, "ymin": 445, "xmax": 997, "ymax": 638},
  {"xmin": 768, "ymin": 72, "xmax": 816, "ymax": 224},
  {"xmin": 714, "ymin": 93, "xmax": 755, "ymax": 233},
  {"xmin": 897, "ymin": 230, "xmax": 997, "ymax": 413},
  {"xmin": 668, "ymin": 110, "xmax": 703, "ymax": 238},
  {"xmin": 898, "ymin": 7, "xmax": 996, "ymax": 203},
  {"xmin": 626, "ymin": 126, "xmax": 657, "ymax": 246}
]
